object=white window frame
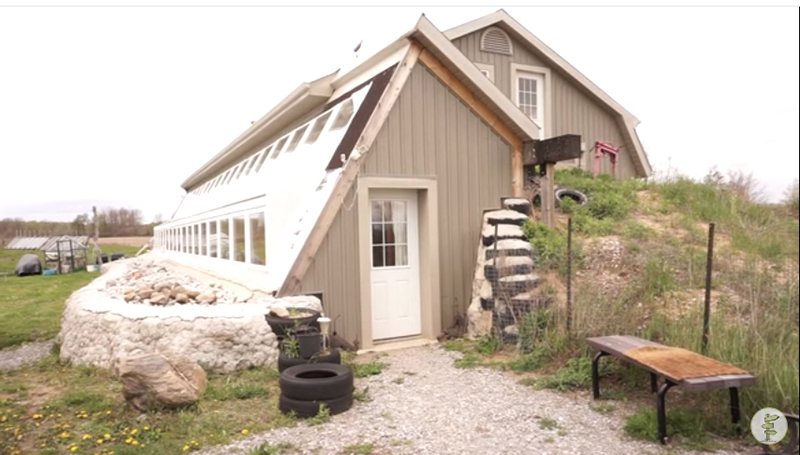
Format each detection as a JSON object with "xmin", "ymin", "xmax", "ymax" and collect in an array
[
  {"xmin": 511, "ymin": 63, "xmax": 551, "ymax": 139},
  {"xmin": 474, "ymin": 62, "xmax": 495, "ymax": 83}
]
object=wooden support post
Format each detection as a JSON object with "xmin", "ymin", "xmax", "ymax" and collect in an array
[
  {"xmin": 512, "ymin": 145, "xmax": 524, "ymax": 197},
  {"xmin": 540, "ymin": 162, "xmax": 556, "ymax": 228}
]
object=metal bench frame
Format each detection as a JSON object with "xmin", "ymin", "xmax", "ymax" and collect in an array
[{"xmin": 587, "ymin": 335, "xmax": 757, "ymax": 445}]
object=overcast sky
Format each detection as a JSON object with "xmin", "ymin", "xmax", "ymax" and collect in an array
[{"xmin": 1, "ymin": 3, "xmax": 798, "ymax": 223}]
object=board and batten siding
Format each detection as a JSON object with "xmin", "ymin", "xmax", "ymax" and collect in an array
[
  {"xmin": 451, "ymin": 29, "xmax": 637, "ymax": 178},
  {"xmin": 361, "ymin": 63, "xmax": 514, "ymax": 331},
  {"xmin": 298, "ymin": 185, "xmax": 361, "ymax": 344}
]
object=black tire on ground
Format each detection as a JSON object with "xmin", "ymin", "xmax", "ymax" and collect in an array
[
  {"xmin": 278, "ymin": 391, "xmax": 354, "ymax": 418},
  {"xmin": 555, "ymin": 187, "xmax": 589, "ymax": 206},
  {"xmin": 279, "ymin": 363, "xmax": 354, "ymax": 401},
  {"xmin": 277, "ymin": 349, "xmax": 342, "ymax": 373},
  {"xmin": 264, "ymin": 308, "xmax": 321, "ymax": 338}
]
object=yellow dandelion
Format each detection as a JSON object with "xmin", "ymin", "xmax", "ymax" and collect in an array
[
  {"xmin": 70, "ymin": 446, "xmax": 79, "ymax": 452},
  {"xmin": 241, "ymin": 429, "xmax": 249, "ymax": 435},
  {"xmin": 130, "ymin": 428, "xmax": 138, "ymax": 435},
  {"xmin": 106, "ymin": 410, "xmax": 111, "ymax": 415},
  {"xmin": 131, "ymin": 440, "xmax": 139, "ymax": 445},
  {"xmin": 60, "ymin": 431, "xmax": 71, "ymax": 438},
  {"xmin": 96, "ymin": 438, "xmax": 104, "ymax": 444},
  {"xmin": 0, "ymin": 416, "xmax": 6, "ymax": 422},
  {"xmin": 143, "ymin": 426, "xmax": 150, "ymax": 431},
  {"xmin": 83, "ymin": 434, "xmax": 92, "ymax": 440},
  {"xmin": 104, "ymin": 433, "xmax": 111, "ymax": 439},
  {"xmin": 183, "ymin": 446, "xmax": 190, "ymax": 452},
  {"xmin": 125, "ymin": 438, "xmax": 133, "ymax": 444}
]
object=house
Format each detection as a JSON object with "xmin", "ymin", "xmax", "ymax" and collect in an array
[{"xmin": 153, "ymin": 9, "xmax": 651, "ymax": 349}]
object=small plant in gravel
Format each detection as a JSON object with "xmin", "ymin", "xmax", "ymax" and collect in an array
[
  {"xmin": 590, "ymin": 402, "xmax": 616, "ymax": 415},
  {"xmin": 349, "ymin": 362, "xmax": 388, "ymax": 378},
  {"xmin": 538, "ymin": 417, "xmax": 559, "ymax": 430},
  {"xmin": 391, "ymin": 377, "xmax": 405, "ymax": 385},
  {"xmin": 248, "ymin": 441, "xmax": 296, "ymax": 455},
  {"xmin": 306, "ymin": 404, "xmax": 331, "ymax": 426},
  {"xmin": 536, "ymin": 357, "xmax": 614, "ymax": 392},
  {"xmin": 353, "ymin": 386, "xmax": 372, "ymax": 402},
  {"xmin": 342, "ymin": 442, "xmax": 375, "ymax": 454}
]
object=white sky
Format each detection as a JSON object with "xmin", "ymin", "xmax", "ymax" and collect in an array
[{"xmin": 1, "ymin": 2, "xmax": 798, "ymax": 223}]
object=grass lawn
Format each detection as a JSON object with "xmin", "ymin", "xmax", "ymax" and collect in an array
[
  {"xmin": 0, "ymin": 355, "xmax": 297, "ymax": 455},
  {"xmin": 0, "ymin": 246, "xmax": 142, "ymax": 350}
]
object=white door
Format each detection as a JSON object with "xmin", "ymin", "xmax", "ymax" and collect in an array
[{"xmin": 370, "ymin": 190, "xmax": 421, "ymax": 340}]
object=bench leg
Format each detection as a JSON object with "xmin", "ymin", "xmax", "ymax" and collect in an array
[
  {"xmin": 650, "ymin": 373, "xmax": 658, "ymax": 393},
  {"xmin": 657, "ymin": 381, "xmax": 676, "ymax": 445},
  {"xmin": 729, "ymin": 387, "xmax": 741, "ymax": 435},
  {"xmin": 592, "ymin": 351, "xmax": 610, "ymax": 400}
]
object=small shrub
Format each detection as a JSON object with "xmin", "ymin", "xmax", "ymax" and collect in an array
[
  {"xmin": 350, "ymin": 362, "xmax": 387, "ymax": 378},
  {"xmin": 537, "ymin": 357, "xmax": 614, "ymax": 392},
  {"xmin": 523, "ymin": 221, "xmax": 566, "ymax": 268}
]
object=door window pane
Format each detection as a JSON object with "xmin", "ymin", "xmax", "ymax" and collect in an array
[
  {"xmin": 370, "ymin": 199, "xmax": 409, "ymax": 268},
  {"xmin": 248, "ymin": 211, "xmax": 266, "ymax": 265},
  {"xmin": 199, "ymin": 223, "xmax": 207, "ymax": 255}
]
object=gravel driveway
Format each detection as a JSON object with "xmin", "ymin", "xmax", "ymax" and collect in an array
[{"xmin": 199, "ymin": 344, "xmax": 750, "ymax": 455}]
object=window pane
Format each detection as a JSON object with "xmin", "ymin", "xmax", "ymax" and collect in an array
[
  {"xmin": 200, "ymin": 223, "xmax": 207, "ymax": 255},
  {"xmin": 394, "ymin": 245, "xmax": 408, "ymax": 266},
  {"xmin": 391, "ymin": 201, "xmax": 407, "ymax": 222},
  {"xmin": 385, "ymin": 244, "xmax": 396, "ymax": 267},
  {"xmin": 372, "ymin": 246, "xmax": 384, "ymax": 268},
  {"xmin": 192, "ymin": 225, "xmax": 198, "ymax": 254},
  {"xmin": 249, "ymin": 212, "xmax": 266, "ymax": 265},
  {"xmin": 384, "ymin": 222, "xmax": 396, "ymax": 244},
  {"xmin": 306, "ymin": 111, "xmax": 333, "ymax": 145},
  {"xmin": 209, "ymin": 221, "xmax": 218, "ymax": 258},
  {"xmin": 254, "ymin": 146, "xmax": 270, "ymax": 174},
  {"xmin": 285, "ymin": 125, "xmax": 308, "ymax": 153},
  {"xmin": 220, "ymin": 219, "xmax": 230, "ymax": 259},
  {"xmin": 330, "ymin": 98, "xmax": 354, "ymax": 131},
  {"xmin": 271, "ymin": 137, "xmax": 288, "ymax": 160},
  {"xmin": 394, "ymin": 222, "xmax": 407, "ymax": 244},
  {"xmin": 233, "ymin": 215, "xmax": 246, "ymax": 262},
  {"xmin": 371, "ymin": 223, "xmax": 383, "ymax": 246},
  {"xmin": 382, "ymin": 201, "xmax": 393, "ymax": 222},
  {"xmin": 370, "ymin": 201, "xmax": 383, "ymax": 223}
]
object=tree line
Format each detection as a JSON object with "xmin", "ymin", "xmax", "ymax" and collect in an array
[{"xmin": 0, "ymin": 207, "xmax": 161, "ymax": 243}]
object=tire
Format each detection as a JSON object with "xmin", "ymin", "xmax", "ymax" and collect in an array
[
  {"xmin": 555, "ymin": 187, "xmax": 588, "ymax": 206},
  {"xmin": 279, "ymin": 363, "xmax": 354, "ymax": 401},
  {"xmin": 264, "ymin": 308, "xmax": 321, "ymax": 338},
  {"xmin": 278, "ymin": 392, "xmax": 354, "ymax": 418},
  {"xmin": 277, "ymin": 349, "xmax": 342, "ymax": 373}
]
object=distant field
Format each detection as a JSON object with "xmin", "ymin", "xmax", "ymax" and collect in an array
[
  {"xmin": 0, "ymin": 245, "xmax": 141, "ymax": 348},
  {"xmin": 96, "ymin": 236, "xmax": 151, "ymax": 247}
]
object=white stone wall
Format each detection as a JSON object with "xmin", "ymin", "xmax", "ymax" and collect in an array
[{"xmin": 57, "ymin": 254, "xmax": 322, "ymax": 373}]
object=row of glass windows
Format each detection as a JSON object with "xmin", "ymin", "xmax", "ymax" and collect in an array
[
  {"xmin": 154, "ymin": 211, "xmax": 267, "ymax": 266},
  {"xmin": 188, "ymin": 97, "xmax": 355, "ymax": 197}
]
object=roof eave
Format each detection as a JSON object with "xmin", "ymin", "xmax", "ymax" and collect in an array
[{"xmin": 180, "ymin": 71, "xmax": 338, "ymax": 190}]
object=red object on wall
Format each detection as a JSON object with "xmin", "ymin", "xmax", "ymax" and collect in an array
[{"xmin": 594, "ymin": 141, "xmax": 619, "ymax": 178}]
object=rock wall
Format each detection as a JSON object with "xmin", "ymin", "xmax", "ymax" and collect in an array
[{"xmin": 57, "ymin": 254, "xmax": 322, "ymax": 373}]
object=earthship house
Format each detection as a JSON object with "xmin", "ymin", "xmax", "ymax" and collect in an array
[{"xmin": 153, "ymin": 10, "xmax": 652, "ymax": 349}]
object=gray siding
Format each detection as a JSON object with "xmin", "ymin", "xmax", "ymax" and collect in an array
[
  {"xmin": 452, "ymin": 29, "xmax": 637, "ymax": 178},
  {"xmin": 362, "ymin": 63, "xmax": 513, "ymax": 330},
  {"xmin": 299, "ymin": 185, "xmax": 361, "ymax": 344}
]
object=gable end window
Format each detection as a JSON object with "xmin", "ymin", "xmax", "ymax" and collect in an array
[
  {"xmin": 480, "ymin": 27, "xmax": 513, "ymax": 56},
  {"xmin": 512, "ymin": 63, "xmax": 550, "ymax": 138}
]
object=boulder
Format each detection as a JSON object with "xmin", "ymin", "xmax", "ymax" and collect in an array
[
  {"xmin": 118, "ymin": 353, "xmax": 207, "ymax": 412},
  {"xmin": 150, "ymin": 292, "xmax": 169, "ymax": 306},
  {"xmin": 175, "ymin": 293, "xmax": 190, "ymax": 304}
]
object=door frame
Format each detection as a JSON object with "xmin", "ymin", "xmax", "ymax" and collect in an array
[{"xmin": 357, "ymin": 177, "xmax": 440, "ymax": 350}]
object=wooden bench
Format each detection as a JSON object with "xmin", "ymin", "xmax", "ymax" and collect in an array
[{"xmin": 586, "ymin": 335, "xmax": 757, "ymax": 445}]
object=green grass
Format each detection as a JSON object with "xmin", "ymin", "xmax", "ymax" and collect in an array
[
  {"xmin": 0, "ymin": 246, "xmax": 141, "ymax": 349},
  {"xmin": 0, "ymin": 356, "xmax": 296, "ymax": 455}
]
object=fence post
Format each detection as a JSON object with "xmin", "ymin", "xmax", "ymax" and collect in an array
[
  {"xmin": 566, "ymin": 216, "xmax": 573, "ymax": 336},
  {"xmin": 701, "ymin": 222, "xmax": 715, "ymax": 355}
]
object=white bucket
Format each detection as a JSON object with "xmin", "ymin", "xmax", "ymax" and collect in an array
[{"xmin": 86, "ymin": 265, "xmax": 98, "ymax": 272}]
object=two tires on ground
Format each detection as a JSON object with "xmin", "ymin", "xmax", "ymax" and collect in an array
[{"xmin": 278, "ymin": 363, "xmax": 355, "ymax": 418}]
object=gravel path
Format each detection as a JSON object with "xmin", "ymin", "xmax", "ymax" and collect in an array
[
  {"xmin": 0, "ymin": 340, "xmax": 54, "ymax": 371},
  {"xmin": 199, "ymin": 344, "xmax": 749, "ymax": 455}
]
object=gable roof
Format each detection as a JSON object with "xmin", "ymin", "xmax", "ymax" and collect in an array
[{"xmin": 443, "ymin": 9, "xmax": 652, "ymax": 177}]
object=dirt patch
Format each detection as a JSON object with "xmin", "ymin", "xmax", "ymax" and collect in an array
[{"xmin": 96, "ymin": 237, "xmax": 151, "ymax": 247}]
